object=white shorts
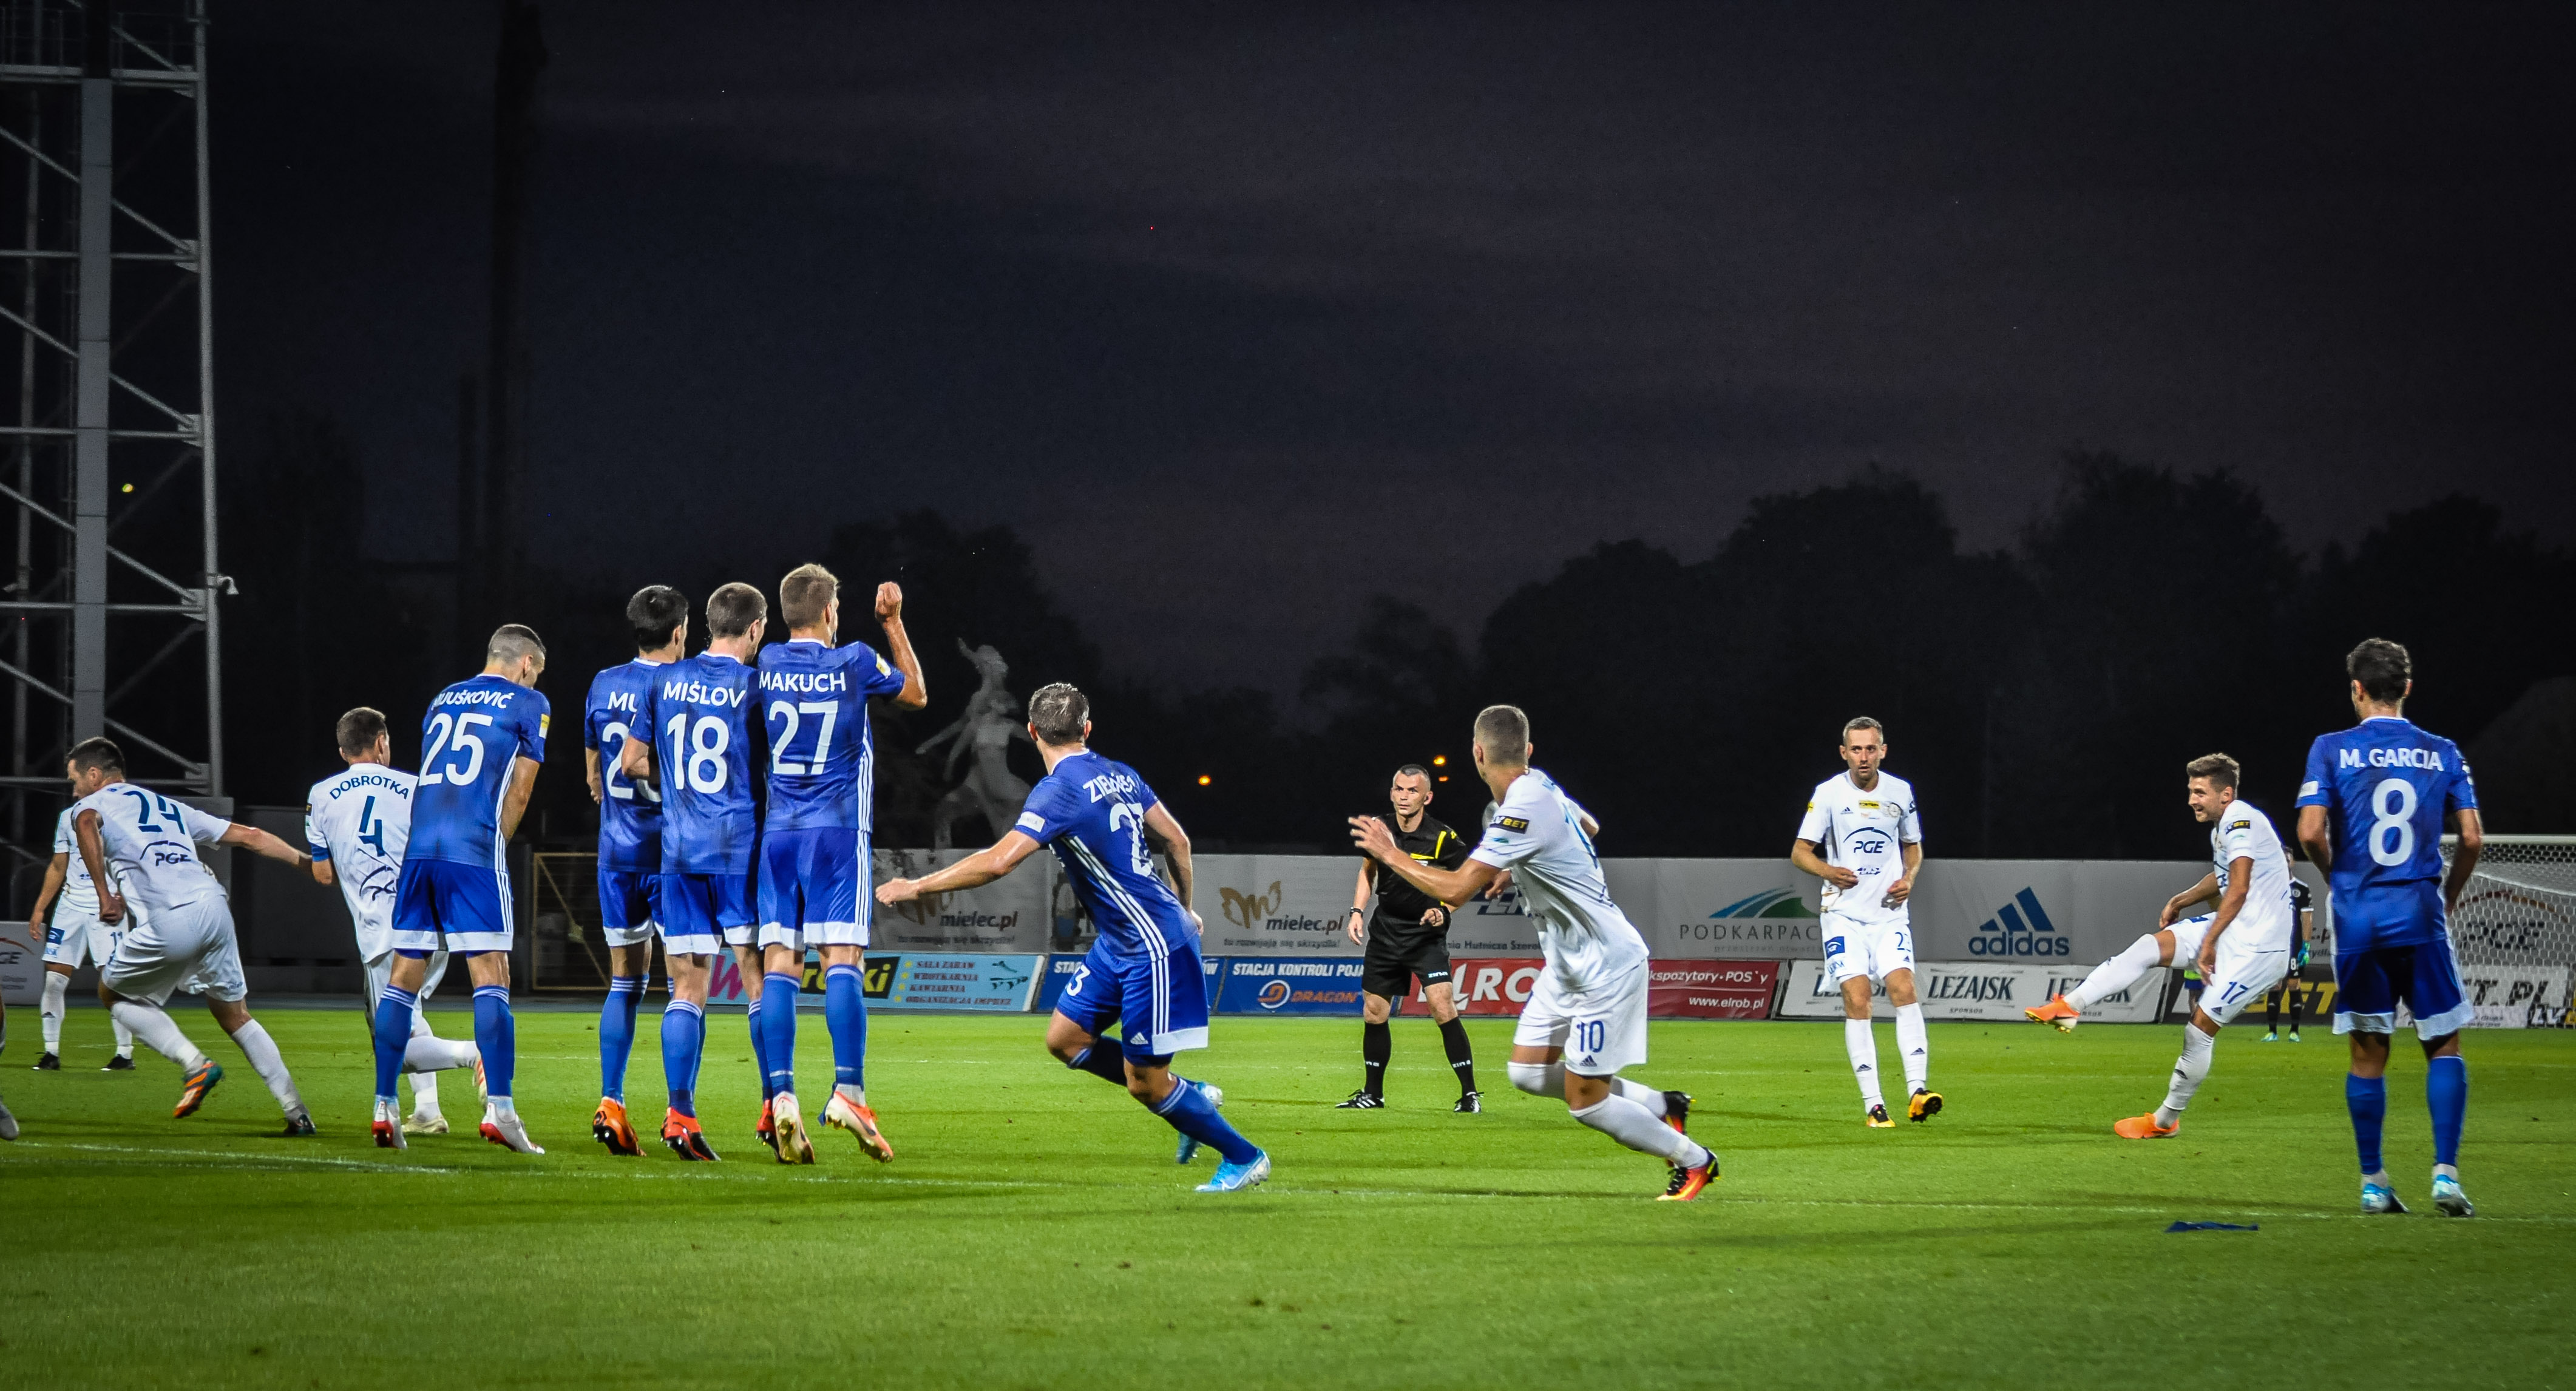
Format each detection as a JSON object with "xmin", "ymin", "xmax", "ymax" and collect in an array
[
  {"xmin": 2173, "ymin": 913, "xmax": 2291, "ymax": 1026},
  {"xmin": 1823, "ymin": 910, "xmax": 1914, "ymax": 986},
  {"xmin": 364, "ymin": 949, "xmax": 451, "ymax": 1009},
  {"xmin": 100, "ymin": 898, "xmax": 245, "ymax": 1005},
  {"xmin": 1513, "ymin": 959, "xmax": 1649, "ymax": 1076},
  {"xmin": 42, "ymin": 907, "xmax": 120, "ymax": 969}
]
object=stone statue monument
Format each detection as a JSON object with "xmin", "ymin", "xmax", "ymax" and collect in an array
[{"xmin": 917, "ymin": 640, "xmax": 1034, "ymax": 850}]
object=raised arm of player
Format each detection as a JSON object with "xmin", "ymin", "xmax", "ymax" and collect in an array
[
  {"xmin": 2444, "ymin": 806, "xmax": 2483, "ymax": 912},
  {"xmin": 219, "ymin": 822, "xmax": 313, "ymax": 871},
  {"xmin": 2194, "ymin": 857, "xmax": 2254, "ymax": 976},
  {"xmin": 1349, "ymin": 816, "xmax": 1499, "ymax": 904},
  {"xmin": 1789, "ymin": 839, "xmax": 1858, "ymax": 888},
  {"xmin": 1142, "ymin": 801, "xmax": 1193, "ymax": 915},
  {"xmin": 498, "ymin": 755, "xmax": 542, "ymax": 842},
  {"xmin": 73, "ymin": 810, "xmax": 119, "ymax": 926},
  {"xmin": 874, "ymin": 582, "xmax": 930, "ymax": 711},
  {"xmin": 25, "ymin": 851, "xmax": 65, "ymax": 941},
  {"xmin": 876, "ymin": 831, "xmax": 1047, "ymax": 902},
  {"xmin": 2160, "ymin": 869, "xmax": 2220, "ymax": 928}
]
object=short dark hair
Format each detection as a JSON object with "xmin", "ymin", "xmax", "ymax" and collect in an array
[
  {"xmin": 2185, "ymin": 752, "xmax": 2240, "ymax": 790},
  {"xmin": 1392, "ymin": 763, "xmax": 1432, "ymax": 785},
  {"xmin": 1474, "ymin": 705, "xmax": 1530, "ymax": 766},
  {"xmin": 67, "ymin": 736, "xmax": 122, "ymax": 775},
  {"xmin": 488, "ymin": 624, "xmax": 546, "ymax": 666},
  {"xmin": 779, "ymin": 563, "xmax": 838, "ymax": 631},
  {"xmin": 2347, "ymin": 637, "xmax": 2412, "ymax": 705},
  {"xmin": 706, "ymin": 582, "xmax": 767, "ymax": 639},
  {"xmin": 1843, "ymin": 716, "xmax": 1885, "ymax": 743},
  {"xmin": 336, "ymin": 707, "xmax": 389, "ymax": 759},
  {"xmin": 1028, "ymin": 682, "xmax": 1090, "ymax": 746},
  {"xmin": 627, "ymin": 585, "xmax": 688, "ymax": 652}
]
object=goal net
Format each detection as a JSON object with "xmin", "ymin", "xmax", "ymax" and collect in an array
[{"xmin": 2438, "ymin": 835, "xmax": 2575, "ymax": 1028}]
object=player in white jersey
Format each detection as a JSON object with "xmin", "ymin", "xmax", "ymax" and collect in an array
[
  {"xmin": 1791, "ymin": 717, "xmax": 1936, "ymax": 1128},
  {"xmin": 2029, "ymin": 753, "xmax": 2294, "ymax": 1138},
  {"xmin": 1353, "ymin": 705, "xmax": 1719, "ymax": 1200},
  {"xmin": 305, "ymin": 707, "xmax": 483, "ymax": 1134},
  {"xmin": 26, "ymin": 759, "xmax": 138, "ymax": 1070},
  {"xmin": 65, "ymin": 737, "xmax": 317, "ymax": 1131}
]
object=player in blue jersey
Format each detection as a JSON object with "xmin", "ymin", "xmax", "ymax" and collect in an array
[
  {"xmin": 376, "ymin": 624, "xmax": 551, "ymax": 1153},
  {"xmin": 878, "ymin": 683, "xmax": 1271, "ymax": 1193},
  {"xmin": 621, "ymin": 582, "xmax": 768, "ymax": 1160},
  {"xmin": 581, "ymin": 584, "xmax": 688, "ymax": 1156},
  {"xmin": 2297, "ymin": 638, "xmax": 2483, "ymax": 1216},
  {"xmin": 752, "ymin": 563, "xmax": 925, "ymax": 1164}
]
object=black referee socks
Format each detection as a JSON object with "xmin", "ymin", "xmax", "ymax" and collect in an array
[
  {"xmin": 1439, "ymin": 1018, "xmax": 1477, "ymax": 1096},
  {"xmin": 1361, "ymin": 1021, "xmax": 1391, "ymax": 1097}
]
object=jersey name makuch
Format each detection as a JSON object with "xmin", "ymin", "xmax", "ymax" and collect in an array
[{"xmin": 759, "ymin": 669, "xmax": 848, "ymax": 695}]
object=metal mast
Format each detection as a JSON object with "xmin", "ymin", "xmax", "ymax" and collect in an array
[{"xmin": 0, "ymin": 0, "xmax": 222, "ymax": 861}]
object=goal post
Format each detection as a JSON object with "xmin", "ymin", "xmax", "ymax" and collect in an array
[{"xmin": 2440, "ymin": 834, "xmax": 2575, "ymax": 1027}]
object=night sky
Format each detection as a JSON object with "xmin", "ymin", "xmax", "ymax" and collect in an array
[{"xmin": 219, "ymin": 4, "xmax": 2571, "ymax": 692}]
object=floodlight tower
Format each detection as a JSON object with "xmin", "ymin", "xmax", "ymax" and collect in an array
[{"xmin": 0, "ymin": 0, "xmax": 223, "ymax": 863}]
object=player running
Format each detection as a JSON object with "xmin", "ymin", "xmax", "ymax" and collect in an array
[
  {"xmin": 878, "ymin": 683, "xmax": 1272, "ymax": 1193},
  {"xmin": 2295, "ymin": 638, "xmax": 2481, "ymax": 1217},
  {"xmin": 307, "ymin": 708, "xmax": 482, "ymax": 1134},
  {"xmin": 28, "ymin": 757, "xmax": 138, "ymax": 1071},
  {"xmin": 2066, "ymin": 755, "xmax": 2295, "ymax": 1138},
  {"xmin": 752, "ymin": 564, "xmax": 926, "ymax": 1165},
  {"xmin": 1791, "ymin": 717, "xmax": 1935, "ymax": 1128},
  {"xmin": 2260, "ymin": 881, "xmax": 2315, "ymax": 1042},
  {"xmin": 582, "ymin": 585, "xmax": 686, "ymax": 1155},
  {"xmin": 373, "ymin": 625, "xmax": 550, "ymax": 1152},
  {"xmin": 622, "ymin": 584, "xmax": 768, "ymax": 1160},
  {"xmin": 69, "ymin": 737, "xmax": 317, "ymax": 1132},
  {"xmin": 1338, "ymin": 764, "xmax": 1480, "ymax": 1112},
  {"xmin": 1351, "ymin": 705, "xmax": 1719, "ymax": 1200}
]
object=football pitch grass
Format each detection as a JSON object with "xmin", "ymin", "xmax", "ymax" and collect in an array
[{"xmin": 3, "ymin": 1008, "xmax": 2571, "ymax": 1390}]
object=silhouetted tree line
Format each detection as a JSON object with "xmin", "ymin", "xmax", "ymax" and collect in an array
[{"xmin": 213, "ymin": 427, "xmax": 2576, "ymax": 860}]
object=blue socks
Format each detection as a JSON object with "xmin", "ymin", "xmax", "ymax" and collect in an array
[
  {"xmin": 761, "ymin": 972, "xmax": 801, "ymax": 1095},
  {"xmin": 825, "ymin": 963, "xmax": 867, "ymax": 1091},
  {"xmin": 662, "ymin": 999, "xmax": 704, "ymax": 1117},
  {"xmin": 1151, "ymin": 1075, "xmax": 1258, "ymax": 1165},
  {"xmin": 747, "ymin": 998, "xmax": 774, "ymax": 1101},
  {"xmin": 600, "ymin": 975, "xmax": 643, "ymax": 1103},
  {"xmin": 2347, "ymin": 1073, "xmax": 2387, "ymax": 1174},
  {"xmin": 2427, "ymin": 1055, "xmax": 2467, "ymax": 1167},
  {"xmin": 370, "ymin": 986, "xmax": 417, "ymax": 1103},
  {"xmin": 473, "ymin": 984, "xmax": 517, "ymax": 1102}
]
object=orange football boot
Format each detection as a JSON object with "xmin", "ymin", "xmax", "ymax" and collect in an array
[
  {"xmin": 2024, "ymin": 994, "xmax": 2081, "ymax": 1032},
  {"xmin": 2113, "ymin": 1112, "xmax": 2180, "ymax": 1139},
  {"xmin": 592, "ymin": 1098, "xmax": 642, "ymax": 1156}
]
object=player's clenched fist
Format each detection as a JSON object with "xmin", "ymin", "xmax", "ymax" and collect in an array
[{"xmin": 875, "ymin": 581, "xmax": 904, "ymax": 623}]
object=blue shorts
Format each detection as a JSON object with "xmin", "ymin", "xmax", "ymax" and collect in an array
[
  {"xmin": 1052, "ymin": 930, "xmax": 1210, "ymax": 1063},
  {"xmin": 756, "ymin": 827, "xmax": 870, "ymax": 950},
  {"xmin": 598, "ymin": 866, "xmax": 660, "ymax": 949},
  {"xmin": 2334, "ymin": 939, "xmax": 2473, "ymax": 1039},
  {"xmin": 659, "ymin": 873, "xmax": 754, "ymax": 958},
  {"xmin": 391, "ymin": 858, "xmax": 513, "ymax": 956}
]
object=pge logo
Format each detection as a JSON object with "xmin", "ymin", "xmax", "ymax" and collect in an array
[
  {"xmin": 1849, "ymin": 829, "xmax": 1892, "ymax": 858},
  {"xmin": 1256, "ymin": 979, "xmax": 1292, "ymax": 1009}
]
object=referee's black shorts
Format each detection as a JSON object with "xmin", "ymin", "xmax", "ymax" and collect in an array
[{"xmin": 1361, "ymin": 918, "xmax": 1453, "ymax": 1001}]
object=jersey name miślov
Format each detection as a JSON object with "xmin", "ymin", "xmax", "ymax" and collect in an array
[
  {"xmin": 641, "ymin": 652, "xmax": 762, "ymax": 874},
  {"xmin": 1797, "ymin": 771, "xmax": 1922, "ymax": 921},
  {"xmin": 758, "ymin": 638, "xmax": 907, "ymax": 834},
  {"xmin": 1014, "ymin": 751, "xmax": 1191, "ymax": 958},
  {"xmin": 584, "ymin": 658, "xmax": 666, "ymax": 871},
  {"xmin": 75, "ymin": 783, "xmax": 232, "ymax": 917},
  {"xmin": 306, "ymin": 763, "xmax": 416, "ymax": 960},
  {"xmin": 1465, "ymin": 768, "xmax": 1648, "ymax": 991},
  {"xmin": 409, "ymin": 673, "xmax": 550, "ymax": 867}
]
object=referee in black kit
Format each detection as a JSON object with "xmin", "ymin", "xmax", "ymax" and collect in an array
[{"xmin": 1337, "ymin": 763, "xmax": 1482, "ymax": 1112}]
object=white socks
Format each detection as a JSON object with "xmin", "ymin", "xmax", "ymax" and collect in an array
[
  {"xmin": 41, "ymin": 972, "xmax": 64, "ymax": 1051},
  {"xmin": 1613, "ymin": 1077, "xmax": 1668, "ymax": 1117},
  {"xmin": 835, "ymin": 1083, "xmax": 867, "ymax": 1106},
  {"xmin": 111, "ymin": 1001, "xmax": 206, "ymax": 1071},
  {"xmin": 1570, "ymin": 1094, "xmax": 1709, "ymax": 1167},
  {"xmin": 2154, "ymin": 1024, "xmax": 2216, "ymax": 1127},
  {"xmin": 2070, "ymin": 933, "xmax": 2165, "ymax": 1009},
  {"xmin": 1844, "ymin": 1018, "xmax": 1884, "ymax": 1109},
  {"xmin": 1894, "ymin": 1003, "xmax": 1930, "ymax": 1093},
  {"xmin": 227, "ymin": 1020, "xmax": 305, "ymax": 1118}
]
